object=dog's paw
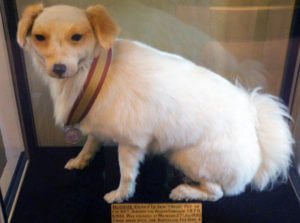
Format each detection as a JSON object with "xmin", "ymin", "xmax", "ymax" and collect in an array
[
  {"xmin": 64, "ymin": 157, "xmax": 89, "ymax": 170},
  {"xmin": 104, "ymin": 190, "xmax": 129, "ymax": 203},
  {"xmin": 169, "ymin": 184, "xmax": 191, "ymax": 201},
  {"xmin": 169, "ymin": 183, "xmax": 222, "ymax": 201}
]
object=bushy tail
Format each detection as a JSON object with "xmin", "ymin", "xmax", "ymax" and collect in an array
[{"xmin": 251, "ymin": 89, "xmax": 294, "ymax": 190}]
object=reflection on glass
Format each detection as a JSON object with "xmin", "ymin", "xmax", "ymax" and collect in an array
[{"xmin": 16, "ymin": 0, "xmax": 295, "ymax": 146}]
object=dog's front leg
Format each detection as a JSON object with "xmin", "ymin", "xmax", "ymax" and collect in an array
[
  {"xmin": 104, "ymin": 145, "xmax": 144, "ymax": 203},
  {"xmin": 65, "ymin": 135, "xmax": 99, "ymax": 170}
]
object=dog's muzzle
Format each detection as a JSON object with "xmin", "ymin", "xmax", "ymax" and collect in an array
[{"xmin": 52, "ymin": 63, "xmax": 66, "ymax": 77}]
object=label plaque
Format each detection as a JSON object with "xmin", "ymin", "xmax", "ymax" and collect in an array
[{"xmin": 111, "ymin": 203, "xmax": 202, "ymax": 223}]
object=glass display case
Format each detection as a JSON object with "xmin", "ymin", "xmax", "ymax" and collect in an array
[{"xmin": 0, "ymin": 0, "xmax": 299, "ymax": 222}]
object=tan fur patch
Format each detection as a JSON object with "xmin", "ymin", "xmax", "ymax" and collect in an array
[
  {"xmin": 86, "ymin": 5, "xmax": 120, "ymax": 50},
  {"xmin": 17, "ymin": 4, "xmax": 43, "ymax": 47}
]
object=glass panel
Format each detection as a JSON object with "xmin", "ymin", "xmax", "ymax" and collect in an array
[
  {"xmin": 0, "ymin": 10, "xmax": 25, "ymax": 200},
  {"xmin": 0, "ymin": 129, "xmax": 12, "ymax": 198},
  {"xmin": 0, "ymin": 128, "xmax": 19, "ymax": 202},
  {"xmin": 15, "ymin": 0, "xmax": 295, "ymax": 146}
]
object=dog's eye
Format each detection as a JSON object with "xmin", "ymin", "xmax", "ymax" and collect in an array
[
  {"xmin": 35, "ymin": 34, "xmax": 46, "ymax": 41},
  {"xmin": 71, "ymin": 34, "xmax": 82, "ymax": 41}
]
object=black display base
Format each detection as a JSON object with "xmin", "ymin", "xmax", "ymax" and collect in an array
[{"xmin": 11, "ymin": 146, "xmax": 300, "ymax": 223}]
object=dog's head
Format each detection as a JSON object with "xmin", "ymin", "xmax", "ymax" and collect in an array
[{"xmin": 17, "ymin": 4, "xmax": 119, "ymax": 78}]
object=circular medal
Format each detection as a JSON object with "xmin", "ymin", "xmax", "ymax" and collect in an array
[{"xmin": 64, "ymin": 126, "xmax": 83, "ymax": 144}]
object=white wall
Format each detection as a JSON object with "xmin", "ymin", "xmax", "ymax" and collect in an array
[{"xmin": 0, "ymin": 11, "xmax": 25, "ymax": 196}]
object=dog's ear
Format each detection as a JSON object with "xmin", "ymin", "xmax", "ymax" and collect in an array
[
  {"xmin": 86, "ymin": 5, "xmax": 120, "ymax": 50},
  {"xmin": 17, "ymin": 4, "xmax": 43, "ymax": 48}
]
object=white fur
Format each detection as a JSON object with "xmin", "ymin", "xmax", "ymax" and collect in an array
[{"xmin": 31, "ymin": 39, "xmax": 293, "ymax": 203}]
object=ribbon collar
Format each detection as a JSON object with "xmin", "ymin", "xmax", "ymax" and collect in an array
[{"xmin": 66, "ymin": 48, "xmax": 112, "ymax": 127}]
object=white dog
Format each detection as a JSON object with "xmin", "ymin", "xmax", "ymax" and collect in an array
[{"xmin": 17, "ymin": 4, "xmax": 293, "ymax": 203}]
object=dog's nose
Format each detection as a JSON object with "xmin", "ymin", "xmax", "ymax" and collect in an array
[{"xmin": 52, "ymin": 64, "xmax": 66, "ymax": 77}]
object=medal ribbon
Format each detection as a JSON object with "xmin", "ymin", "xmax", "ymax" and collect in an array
[{"xmin": 66, "ymin": 48, "xmax": 112, "ymax": 126}]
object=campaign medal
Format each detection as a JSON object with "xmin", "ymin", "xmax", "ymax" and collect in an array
[{"xmin": 64, "ymin": 126, "xmax": 83, "ymax": 144}]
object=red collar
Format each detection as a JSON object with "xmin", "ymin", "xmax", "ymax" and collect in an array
[{"xmin": 66, "ymin": 48, "xmax": 112, "ymax": 126}]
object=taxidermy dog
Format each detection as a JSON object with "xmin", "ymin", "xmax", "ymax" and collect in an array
[{"xmin": 17, "ymin": 4, "xmax": 293, "ymax": 203}]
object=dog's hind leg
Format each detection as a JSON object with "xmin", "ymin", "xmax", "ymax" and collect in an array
[
  {"xmin": 169, "ymin": 180, "xmax": 223, "ymax": 201},
  {"xmin": 65, "ymin": 135, "xmax": 99, "ymax": 170}
]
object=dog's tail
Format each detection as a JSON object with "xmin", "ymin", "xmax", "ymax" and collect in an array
[{"xmin": 251, "ymin": 89, "xmax": 293, "ymax": 190}]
